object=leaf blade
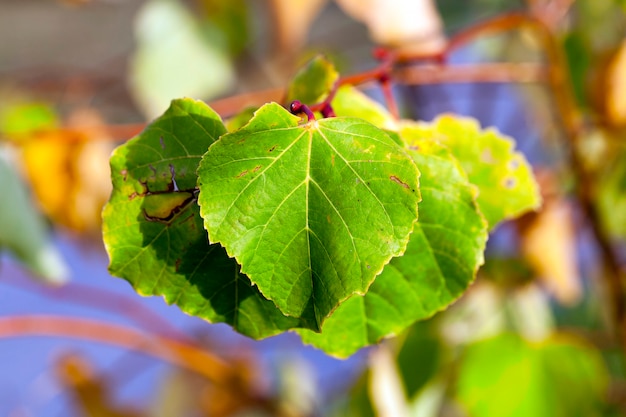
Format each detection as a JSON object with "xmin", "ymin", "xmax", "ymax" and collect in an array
[
  {"xmin": 299, "ymin": 138, "xmax": 488, "ymax": 357},
  {"xmin": 197, "ymin": 103, "xmax": 420, "ymax": 329},
  {"xmin": 102, "ymin": 98, "xmax": 301, "ymax": 339}
]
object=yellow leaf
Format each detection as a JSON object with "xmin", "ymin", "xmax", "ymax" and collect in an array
[
  {"xmin": 521, "ymin": 199, "xmax": 582, "ymax": 306},
  {"xmin": 19, "ymin": 109, "xmax": 114, "ymax": 233},
  {"xmin": 606, "ymin": 39, "xmax": 626, "ymax": 126}
]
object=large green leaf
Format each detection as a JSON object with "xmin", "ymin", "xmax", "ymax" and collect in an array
[
  {"xmin": 400, "ymin": 116, "xmax": 541, "ymax": 228},
  {"xmin": 102, "ymin": 98, "xmax": 301, "ymax": 339},
  {"xmin": 456, "ymin": 333, "xmax": 609, "ymax": 417},
  {"xmin": 285, "ymin": 55, "xmax": 339, "ymax": 106},
  {"xmin": 299, "ymin": 138, "xmax": 487, "ymax": 357},
  {"xmin": 197, "ymin": 103, "xmax": 420, "ymax": 329}
]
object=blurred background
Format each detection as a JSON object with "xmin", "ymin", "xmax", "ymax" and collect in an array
[{"xmin": 1, "ymin": 0, "xmax": 626, "ymax": 416}]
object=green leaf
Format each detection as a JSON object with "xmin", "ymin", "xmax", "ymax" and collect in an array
[
  {"xmin": 102, "ymin": 98, "xmax": 301, "ymax": 339},
  {"xmin": 399, "ymin": 116, "xmax": 541, "ymax": 228},
  {"xmin": 0, "ymin": 102, "xmax": 58, "ymax": 140},
  {"xmin": 332, "ymin": 85, "xmax": 397, "ymax": 130},
  {"xmin": 225, "ymin": 106, "xmax": 257, "ymax": 132},
  {"xmin": 299, "ymin": 138, "xmax": 487, "ymax": 357},
  {"xmin": 286, "ymin": 55, "xmax": 339, "ymax": 105},
  {"xmin": 456, "ymin": 333, "xmax": 609, "ymax": 417},
  {"xmin": 0, "ymin": 150, "xmax": 69, "ymax": 284},
  {"xmin": 197, "ymin": 103, "xmax": 420, "ymax": 329}
]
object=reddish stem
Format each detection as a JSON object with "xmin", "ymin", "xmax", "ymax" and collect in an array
[{"xmin": 289, "ymin": 100, "xmax": 316, "ymax": 121}]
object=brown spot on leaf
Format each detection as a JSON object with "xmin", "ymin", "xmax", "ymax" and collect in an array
[
  {"xmin": 269, "ymin": 145, "xmax": 277, "ymax": 152},
  {"xmin": 252, "ymin": 165, "xmax": 262, "ymax": 173},
  {"xmin": 120, "ymin": 169, "xmax": 128, "ymax": 181},
  {"xmin": 160, "ymin": 136, "xmax": 165, "ymax": 149},
  {"xmin": 175, "ymin": 258, "xmax": 181, "ymax": 271},
  {"xmin": 236, "ymin": 170, "xmax": 249, "ymax": 178},
  {"xmin": 504, "ymin": 178, "xmax": 516, "ymax": 189},
  {"xmin": 408, "ymin": 145, "xmax": 420, "ymax": 151},
  {"xmin": 390, "ymin": 175, "xmax": 410, "ymax": 189}
]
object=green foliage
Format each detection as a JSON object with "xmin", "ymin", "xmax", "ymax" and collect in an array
[
  {"xmin": 456, "ymin": 333, "xmax": 609, "ymax": 417},
  {"xmin": 102, "ymin": 99, "xmax": 300, "ymax": 338},
  {"xmin": 332, "ymin": 85, "xmax": 397, "ymax": 130},
  {"xmin": 298, "ymin": 136, "xmax": 487, "ymax": 357},
  {"xmin": 0, "ymin": 102, "xmax": 58, "ymax": 139},
  {"xmin": 103, "ymin": 57, "xmax": 540, "ymax": 356},
  {"xmin": 285, "ymin": 55, "xmax": 339, "ymax": 106}
]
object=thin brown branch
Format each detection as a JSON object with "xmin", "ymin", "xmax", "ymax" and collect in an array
[
  {"xmin": 520, "ymin": 12, "xmax": 626, "ymax": 347},
  {"xmin": 393, "ymin": 63, "xmax": 549, "ymax": 84},
  {"xmin": 0, "ymin": 315, "xmax": 232, "ymax": 383},
  {"xmin": 3, "ymin": 277, "xmax": 191, "ymax": 343}
]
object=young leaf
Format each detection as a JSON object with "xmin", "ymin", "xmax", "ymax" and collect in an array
[
  {"xmin": 299, "ymin": 138, "xmax": 487, "ymax": 357},
  {"xmin": 197, "ymin": 103, "xmax": 420, "ymax": 329},
  {"xmin": 331, "ymin": 85, "xmax": 397, "ymax": 130},
  {"xmin": 102, "ymin": 98, "xmax": 301, "ymax": 339},
  {"xmin": 399, "ymin": 116, "xmax": 541, "ymax": 228},
  {"xmin": 285, "ymin": 55, "xmax": 339, "ymax": 106}
]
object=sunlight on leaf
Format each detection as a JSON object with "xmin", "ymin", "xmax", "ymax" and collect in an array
[{"xmin": 399, "ymin": 116, "xmax": 541, "ymax": 229}]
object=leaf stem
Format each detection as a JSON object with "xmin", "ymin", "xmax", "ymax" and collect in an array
[{"xmin": 289, "ymin": 100, "xmax": 316, "ymax": 121}]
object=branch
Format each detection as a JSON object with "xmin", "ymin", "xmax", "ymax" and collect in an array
[{"xmin": 0, "ymin": 315, "xmax": 232, "ymax": 383}]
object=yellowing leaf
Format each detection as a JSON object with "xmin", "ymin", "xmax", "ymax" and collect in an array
[
  {"xmin": 606, "ymin": 39, "xmax": 626, "ymax": 126},
  {"xmin": 399, "ymin": 116, "xmax": 541, "ymax": 229},
  {"xmin": 18, "ymin": 110, "xmax": 114, "ymax": 233},
  {"xmin": 521, "ymin": 199, "xmax": 582, "ymax": 306}
]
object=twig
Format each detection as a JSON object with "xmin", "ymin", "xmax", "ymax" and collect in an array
[
  {"xmin": 2, "ymin": 276, "xmax": 191, "ymax": 343},
  {"xmin": 0, "ymin": 315, "xmax": 232, "ymax": 383},
  {"xmin": 393, "ymin": 63, "xmax": 548, "ymax": 85}
]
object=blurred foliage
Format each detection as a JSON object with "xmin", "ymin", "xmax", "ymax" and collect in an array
[
  {"xmin": 456, "ymin": 333, "xmax": 609, "ymax": 417},
  {"xmin": 1, "ymin": 0, "xmax": 626, "ymax": 416}
]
